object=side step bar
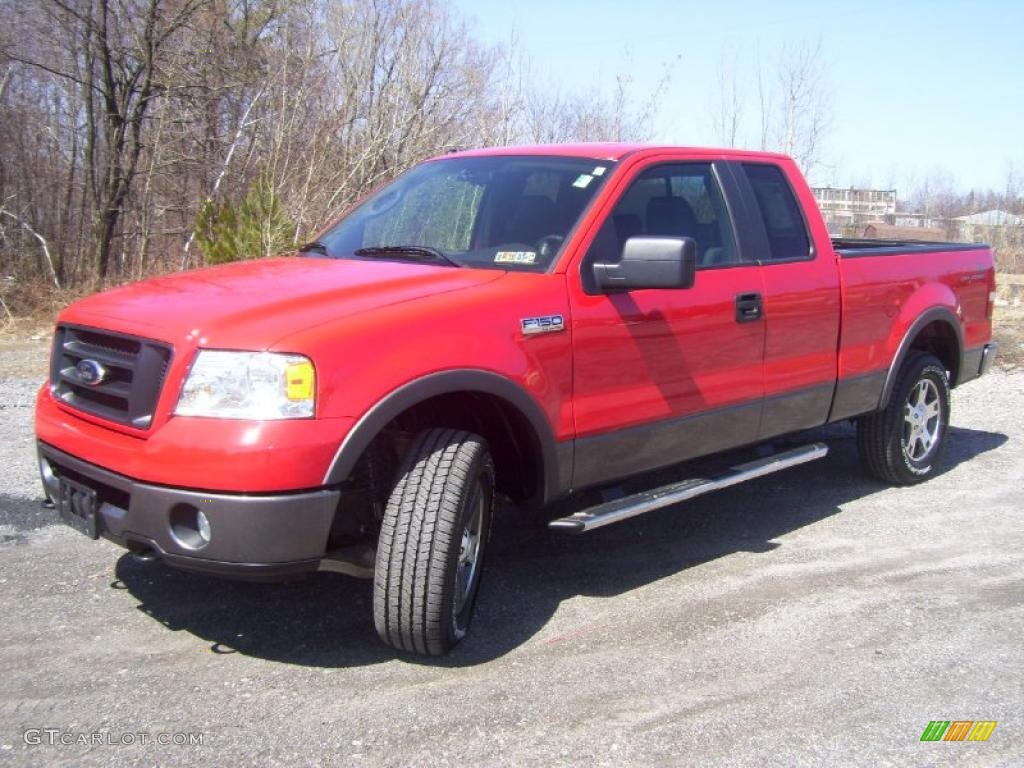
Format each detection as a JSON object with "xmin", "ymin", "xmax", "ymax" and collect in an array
[{"xmin": 548, "ymin": 443, "xmax": 829, "ymax": 534}]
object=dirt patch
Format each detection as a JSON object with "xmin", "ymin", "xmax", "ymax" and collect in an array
[{"xmin": 0, "ymin": 335, "xmax": 52, "ymax": 380}]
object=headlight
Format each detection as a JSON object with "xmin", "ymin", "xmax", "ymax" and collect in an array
[{"xmin": 175, "ymin": 350, "xmax": 315, "ymax": 419}]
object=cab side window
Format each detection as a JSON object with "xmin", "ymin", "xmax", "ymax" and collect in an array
[
  {"xmin": 741, "ymin": 164, "xmax": 811, "ymax": 261},
  {"xmin": 586, "ymin": 163, "xmax": 738, "ymax": 270}
]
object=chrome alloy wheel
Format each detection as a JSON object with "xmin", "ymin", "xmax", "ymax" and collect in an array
[
  {"xmin": 902, "ymin": 378, "xmax": 942, "ymax": 461},
  {"xmin": 454, "ymin": 481, "xmax": 485, "ymax": 621}
]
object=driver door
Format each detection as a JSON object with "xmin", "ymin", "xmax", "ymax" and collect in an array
[{"xmin": 567, "ymin": 158, "xmax": 767, "ymax": 489}]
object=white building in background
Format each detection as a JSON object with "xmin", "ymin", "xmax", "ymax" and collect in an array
[
  {"xmin": 811, "ymin": 187, "xmax": 897, "ymax": 229},
  {"xmin": 954, "ymin": 210, "xmax": 1024, "ymax": 227},
  {"xmin": 894, "ymin": 214, "xmax": 946, "ymax": 229}
]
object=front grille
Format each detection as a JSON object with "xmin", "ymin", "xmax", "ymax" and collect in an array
[{"xmin": 50, "ymin": 325, "xmax": 173, "ymax": 429}]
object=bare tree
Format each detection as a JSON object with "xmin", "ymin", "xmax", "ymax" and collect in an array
[
  {"xmin": 711, "ymin": 39, "xmax": 832, "ymax": 174},
  {"xmin": 516, "ymin": 50, "xmax": 675, "ymax": 145},
  {"xmin": 755, "ymin": 45, "xmax": 772, "ymax": 153},
  {"xmin": 0, "ymin": 0, "xmax": 681, "ymax": 295},
  {"xmin": 5, "ymin": 0, "xmax": 207, "ymax": 281},
  {"xmin": 766, "ymin": 39, "xmax": 832, "ymax": 173},
  {"xmin": 908, "ymin": 170, "xmax": 960, "ymax": 219},
  {"xmin": 711, "ymin": 47, "xmax": 743, "ymax": 147},
  {"xmin": 0, "ymin": 201, "xmax": 60, "ymax": 288}
]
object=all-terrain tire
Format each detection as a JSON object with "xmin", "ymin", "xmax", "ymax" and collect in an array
[
  {"xmin": 373, "ymin": 428, "xmax": 494, "ymax": 655},
  {"xmin": 857, "ymin": 352, "xmax": 951, "ymax": 485}
]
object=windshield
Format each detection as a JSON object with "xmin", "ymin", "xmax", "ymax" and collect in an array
[{"xmin": 309, "ymin": 155, "xmax": 615, "ymax": 271}]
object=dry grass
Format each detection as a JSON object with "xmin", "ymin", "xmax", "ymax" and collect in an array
[
  {"xmin": 0, "ymin": 276, "xmax": 88, "ymax": 339},
  {"xmin": 993, "ymin": 272, "xmax": 1024, "ymax": 368},
  {"xmin": 993, "ymin": 317, "xmax": 1024, "ymax": 372}
]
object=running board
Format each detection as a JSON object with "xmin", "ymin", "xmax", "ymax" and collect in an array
[{"xmin": 548, "ymin": 443, "xmax": 829, "ymax": 534}]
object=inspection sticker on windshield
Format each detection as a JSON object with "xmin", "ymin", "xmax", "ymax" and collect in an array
[
  {"xmin": 592, "ymin": 166, "xmax": 607, "ymax": 176},
  {"xmin": 495, "ymin": 251, "xmax": 537, "ymax": 264},
  {"xmin": 572, "ymin": 174, "xmax": 594, "ymax": 188}
]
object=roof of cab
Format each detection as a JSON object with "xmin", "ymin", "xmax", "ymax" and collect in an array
[
  {"xmin": 445, "ymin": 143, "xmax": 645, "ymax": 161},
  {"xmin": 435, "ymin": 143, "xmax": 792, "ymax": 163}
]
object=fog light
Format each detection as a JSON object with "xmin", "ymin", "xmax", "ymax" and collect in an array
[
  {"xmin": 196, "ymin": 510, "xmax": 212, "ymax": 543},
  {"xmin": 169, "ymin": 503, "xmax": 211, "ymax": 550}
]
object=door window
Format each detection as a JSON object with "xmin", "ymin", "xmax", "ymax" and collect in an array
[{"xmin": 586, "ymin": 163, "xmax": 738, "ymax": 271}]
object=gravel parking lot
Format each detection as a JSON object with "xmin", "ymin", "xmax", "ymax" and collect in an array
[{"xmin": 1, "ymin": 340, "xmax": 1021, "ymax": 767}]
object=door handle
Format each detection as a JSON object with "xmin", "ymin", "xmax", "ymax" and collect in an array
[{"xmin": 735, "ymin": 292, "xmax": 763, "ymax": 323}]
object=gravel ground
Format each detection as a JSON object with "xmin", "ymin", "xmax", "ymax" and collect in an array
[
  {"xmin": 0, "ymin": 350, "xmax": 1021, "ymax": 767},
  {"xmin": 0, "ymin": 336, "xmax": 57, "ymax": 535}
]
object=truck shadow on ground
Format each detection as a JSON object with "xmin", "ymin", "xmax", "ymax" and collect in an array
[{"xmin": 114, "ymin": 422, "xmax": 1006, "ymax": 668}]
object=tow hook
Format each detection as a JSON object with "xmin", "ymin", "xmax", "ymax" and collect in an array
[{"xmin": 129, "ymin": 548, "xmax": 157, "ymax": 564}]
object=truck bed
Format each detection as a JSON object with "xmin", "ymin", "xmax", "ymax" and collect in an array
[
  {"xmin": 833, "ymin": 236, "xmax": 994, "ymax": 404},
  {"xmin": 832, "ymin": 237, "xmax": 987, "ymax": 257}
]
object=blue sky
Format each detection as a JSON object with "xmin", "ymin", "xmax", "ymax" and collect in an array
[{"xmin": 452, "ymin": 0, "xmax": 1024, "ymax": 196}]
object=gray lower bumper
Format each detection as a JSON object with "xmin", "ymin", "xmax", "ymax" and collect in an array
[
  {"xmin": 960, "ymin": 342, "xmax": 999, "ymax": 386},
  {"xmin": 979, "ymin": 341, "xmax": 998, "ymax": 376},
  {"xmin": 38, "ymin": 442, "xmax": 339, "ymax": 580}
]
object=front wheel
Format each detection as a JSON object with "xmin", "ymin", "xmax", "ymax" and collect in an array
[
  {"xmin": 857, "ymin": 352, "xmax": 951, "ymax": 485},
  {"xmin": 373, "ymin": 428, "xmax": 494, "ymax": 655}
]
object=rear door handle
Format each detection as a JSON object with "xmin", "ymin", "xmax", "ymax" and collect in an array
[{"xmin": 735, "ymin": 292, "xmax": 763, "ymax": 323}]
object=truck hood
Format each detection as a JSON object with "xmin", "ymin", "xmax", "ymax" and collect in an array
[{"xmin": 61, "ymin": 257, "xmax": 505, "ymax": 350}]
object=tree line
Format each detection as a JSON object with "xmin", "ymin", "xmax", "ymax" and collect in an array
[
  {"xmin": 0, "ymin": 0, "xmax": 666, "ymax": 301},
  {"xmin": 1, "ymin": 1, "xmax": 1020, "ymax": 313}
]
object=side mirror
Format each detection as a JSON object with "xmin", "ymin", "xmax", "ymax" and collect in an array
[{"xmin": 592, "ymin": 236, "xmax": 697, "ymax": 292}]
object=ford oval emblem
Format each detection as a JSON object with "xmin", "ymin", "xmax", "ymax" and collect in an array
[{"xmin": 76, "ymin": 359, "xmax": 107, "ymax": 386}]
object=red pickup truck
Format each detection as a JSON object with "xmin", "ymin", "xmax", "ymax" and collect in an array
[{"xmin": 36, "ymin": 144, "xmax": 998, "ymax": 655}]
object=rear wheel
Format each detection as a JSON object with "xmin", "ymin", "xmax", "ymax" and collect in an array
[
  {"xmin": 857, "ymin": 352, "xmax": 951, "ymax": 485},
  {"xmin": 373, "ymin": 428, "xmax": 493, "ymax": 655}
]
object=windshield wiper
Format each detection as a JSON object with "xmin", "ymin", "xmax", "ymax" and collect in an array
[
  {"xmin": 298, "ymin": 240, "xmax": 330, "ymax": 256},
  {"xmin": 354, "ymin": 245, "xmax": 461, "ymax": 267}
]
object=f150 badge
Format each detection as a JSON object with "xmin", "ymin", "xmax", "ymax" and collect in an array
[{"xmin": 521, "ymin": 315, "xmax": 565, "ymax": 335}]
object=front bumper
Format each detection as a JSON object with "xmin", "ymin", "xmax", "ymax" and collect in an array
[
  {"xmin": 38, "ymin": 441, "xmax": 339, "ymax": 580},
  {"xmin": 35, "ymin": 385, "xmax": 356, "ymax": 493}
]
